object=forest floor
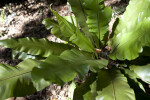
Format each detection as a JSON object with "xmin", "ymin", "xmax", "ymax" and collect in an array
[{"xmin": 0, "ymin": 0, "xmax": 131, "ymax": 100}]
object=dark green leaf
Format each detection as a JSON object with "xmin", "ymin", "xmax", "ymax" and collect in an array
[
  {"xmin": 73, "ymin": 73, "xmax": 97, "ymax": 100},
  {"xmin": 68, "ymin": 0, "xmax": 90, "ymax": 35},
  {"xmin": 83, "ymin": 81, "xmax": 97, "ymax": 100},
  {"xmin": 0, "ymin": 59, "xmax": 39, "ymax": 100},
  {"xmin": 141, "ymin": 46, "xmax": 150, "ymax": 56},
  {"xmin": 60, "ymin": 49, "xmax": 108, "ymax": 71},
  {"xmin": 32, "ymin": 78, "xmax": 51, "ymax": 91},
  {"xmin": 121, "ymin": 68, "xmax": 150, "ymax": 100},
  {"xmin": 32, "ymin": 49, "xmax": 108, "ymax": 85},
  {"xmin": 32, "ymin": 55, "xmax": 89, "ymax": 85}
]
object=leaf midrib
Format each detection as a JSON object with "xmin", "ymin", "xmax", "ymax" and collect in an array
[
  {"xmin": 54, "ymin": 11, "xmax": 75, "ymax": 33},
  {"xmin": 0, "ymin": 71, "xmax": 31, "ymax": 82},
  {"xmin": 111, "ymin": 79, "xmax": 116, "ymax": 100},
  {"xmin": 96, "ymin": 0, "xmax": 101, "ymax": 48},
  {"xmin": 78, "ymin": 0, "xmax": 86, "ymax": 21}
]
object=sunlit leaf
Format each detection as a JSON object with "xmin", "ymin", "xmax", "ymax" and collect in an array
[
  {"xmin": 130, "ymin": 64, "xmax": 150, "ymax": 84},
  {"xmin": 0, "ymin": 37, "xmax": 73, "ymax": 57},
  {"xmin": 83, "ymin": 0, "xmax": 112, "ymax": 46},
  {"xmin": 110, "ymin": 0, "xmax": 150, "ymax": 60},
  {"xmin": 96, "ymin": 69, "xmax": 135, "ymax": 100},
  {"xmin": 50, "ymin": 8, "xmax": 95, "ymax": 52}
]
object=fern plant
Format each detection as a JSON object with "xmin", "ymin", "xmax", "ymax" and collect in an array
[{"xmin": 0, "ymin": 0, "xmax": 150, "ymax": 100}]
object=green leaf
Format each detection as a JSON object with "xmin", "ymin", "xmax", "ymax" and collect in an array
[
  {"xmin": 121, "ymin": 68, "xmax": 145, "ymax": 91},
  {"xmin": 69, "ymin": 30, "xmax": 94, "ymax": 52},
  {"xmin": 31, "ymin": 78, "xmax": 51, "ymax": 91},
  {"xmin": 68, "ymin": 82, "xmax": 76, "ymax": 100},
  {"xmin": 73, "ymin": 73, "xmax": 97, "ymax": 100},
  {"xmin": 60, "ymin": 49, "xmax": 108, "ymax": 71},
  {"xmin": 68, "ymin": 0, "xmax": 90, "ymax": 35},
  {"xmin": 50, "ymin": 8, "xmax": 76, "ymax": 37},
  {"xmin": 130, "ymin": 64, "xmax": 150, "ymax": 84},
  {"xmin": 12, "ymin": 50, "xmax": 43, "ymax": 60},
  {"xmin": 83, "ymin": 0, "xmax": 112, "ymax": 46},
  {"xmin": 110, "ymin": 0, "xmax": 150, "ymax": 60},
  {"xmin": 63, "ymin": 16, "xmax": 78, "ymax": 27},
  {"xmin": 0, "ymin": 37, "xmax": 73, "ymax": 57},
  {"xmin": 32, "ymin": 49, "xmax": 108, "ymax": 85},
  {"xmin": 42, "ymin": 16, "xmax": 78, "ymax": 41},
  {"xmin": 122, "ymin": 68, "xmax": 150, "ymax": 100},
  {"xmin": 42, "ymin": 18, "xmax": 61, "ymax": 35},
  {"xmin": 50, "ymin": 8, "xmax": 94, "ymax": 52},
  {"xmin": 42, "ymin": 18, "xmax": 57, "ymax": 30},
  {"xmin": 109, "ymin": 18, "xmax": 119, "ymax": 39},
  {"xmin": 96, "ymin": 69, "xmax": 135, "ymax": 100},
  {"xmin": 0, "ymin": 59, "xmax": 39, "ymax": 100},
  {"xmin": 32, "ymin": 55, "xmax": 89, "ymax": 85},
  {"xmin": 42, "ymin": 18, "xmax": 70, "ymax": 41},
  {"xmin": 83, "ymin": 81, "xmax": 97, "ymax": 100}
]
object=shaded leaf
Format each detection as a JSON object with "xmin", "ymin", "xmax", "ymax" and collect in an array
[
  {"xmin": 83, "ymin": 81, "xmax": 97, "ymax": 100},
  {"xmin": 121, "ymin": 68, "xmax": 150, "ymax": 100},
  {"xmin": 12, "ymin": 50, "xmax": 43, "ymax": 60},
  {"xmin": 68, "ymin": 0, "xmax": 90, "ymax": 35},
  {"xmin": 109, "ymin": 18, "xmax": 119, "ymax": 39},
  {"xmin": 32, "ymin": 49, "xmax": 108, "ymax": 85},
  {"xmin": 73, "ymin": 73, "xmax": 97, "ymax": 100},
  {"xmin": 32, "ymin": 78, "xmax": 51, "ymax": 91},
  {"xmin": 60, "ymin": 49, "xmax": 108, "ymax": 71},
  {"xmin": 0, "ymin": 59, "xmax": 39, "ymax": 100},
  {"xmin": 32, "ymin": 55, "xmax": 89, "ymax": 85},
  {"xmin": 141, "ymin": 46, "xmax": 150, "ymax": 56},
  {"xmin": 128, "ymin": 56, "xmax": 150, "ymax": 66}
]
